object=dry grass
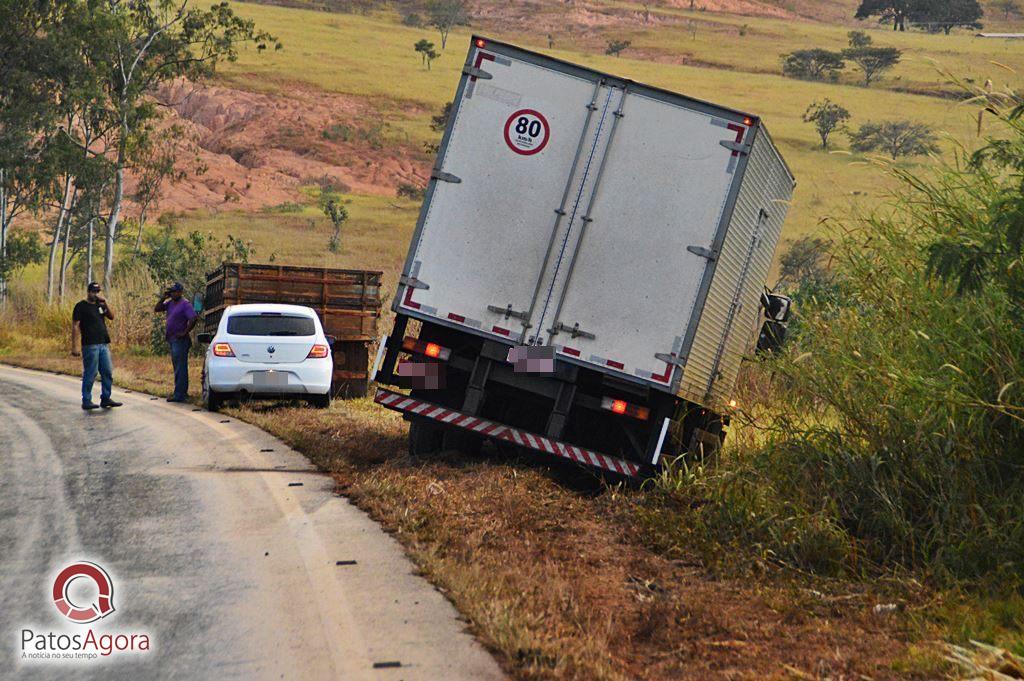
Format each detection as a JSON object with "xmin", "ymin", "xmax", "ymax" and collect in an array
[{"xmin": 0, "ymin": 341, "xmax": 931, "ymax": 679}]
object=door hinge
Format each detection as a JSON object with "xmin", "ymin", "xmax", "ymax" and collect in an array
[
  {"xmin": 462, "ymin": 65, "xmax": 492, "ymax": 80},
  {"xmin": 431, "ymin": 168, "xmax": 462, "ymax": 184},
  {"xmin": 549, "ymin": 321, "xmax": 596, "ymax": 341},
  {"xmin": 720, "ymin": 140, "xmax": 752, "ymax": 155},
  {"xmin": 487, "ymin": 304, "xmax": 529, "ymax": 322},
  {"xmin": 399, "ymin": 275, "xmax": 429, "ymax": 290},
  {"xmin": 654, "ymin": 352, "xmax": 686, "ymax": 367},
  {"xmin": 687, "ymin": 245, "xmax": 717, "ymax": 261}
]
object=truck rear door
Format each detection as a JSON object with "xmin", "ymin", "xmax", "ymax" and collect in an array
[
  {"xmin": 538, "ymin": 91, "xmax": 753, "ymax": 390},
  {"xmin": 397, "ymin": 41, "xmax": 609, "ymax": 341}
]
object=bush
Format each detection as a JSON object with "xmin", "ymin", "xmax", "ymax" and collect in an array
[
  {"xmin": 649, "ymin": 89, "xmax": 1024, "ymax": 584},
  {"xmin": 780, "ymin": 48, "xmax": 845, "ymax": 82},
  {"xmin": 397, "ymin": 182, "xmax": 425, "ymax": 200}
]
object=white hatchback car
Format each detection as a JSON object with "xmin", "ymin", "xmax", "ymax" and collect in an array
[{"xmin": 199, "ymin": 304, "xmax": 333, "ymax": 411}]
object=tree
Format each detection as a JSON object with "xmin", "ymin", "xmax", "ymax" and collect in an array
[
  {"xmin": 70, "ymin": 1, "xmax": 277, "ymax": 292},
  {"xmin": 0, "ymin": 228, "xmax": 45, "ymax": 289},
  {"xmin": 992, "ymin": 0, "xmax": 1021, "ymax": 20},
  {"xmin": 427, "ymin": 0, "xmax": 469, "ymax": 51},
  {"xmin": 855, "ymin": 0, "xmax": 913, "ymax": 30},
  {"xmin": 850, "ymin": 120, "xmax": 940, "ymax": 159},
  {"xmin": 848, "ymin": 29, "xmax": 873, "ymax": 47},
  {"xmin": 414, "ymin": 39, "xmax": 439, "ymax": 70},
  {"xmin": 780, "ymin": 49, "xmax": 846, "ymax": 81},
  {"xmin": 605, "ymin": 39, "xmax": 632, "ymax": 57},
  {"xmin": 842, "ymin": 45, "xmax": 901, "ymax": 86},
  {"xmin": 910, "ymin": 0, "xmax": 983, "ymax": 34},
  {"xmin": 319, "ymin": 192, "xmax": 349, "ymax": 253},
  {"xmin": 803, "ymin": 100, "xmax": 852, "ymax": 149}
]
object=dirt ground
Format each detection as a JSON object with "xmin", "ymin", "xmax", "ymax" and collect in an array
[{"xmin": 0, "ymin": 349, "xmax": 940, "ymax": 680}]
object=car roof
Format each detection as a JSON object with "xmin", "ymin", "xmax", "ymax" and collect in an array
[{"xmin": 225, "ymin": 304, "xmax": 318, "ymax": 317}]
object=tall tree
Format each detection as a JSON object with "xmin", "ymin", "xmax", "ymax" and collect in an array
[
  {"xmin": 803, "ymin": 99, "xmax": 852, "ymax": 149},
  {"xmin": 911, "ymin": 0, "xmax": 983, "ymax": 33},
  {"xmin": 780, "ymin": 49, "xmax": 846, "ymax": 81},
  {"xmin": 75, "ymin": 0, "xmax": 278, "ymax": 291},
  {"xmin": 427, "ymin": 0, "xmax": 469, "ymax": 50},
  {"xmin": 842, "ymin": 44, "xmax": 901, "ymax": 86},
  {"xmin": 855, "ymin": 0, "xmax": 913, "ymax": 30},
  {"xmin": 992, "ymin": 0, "xmax": 1021, "ymax": 20},
  {"xmin": 850, "ymin": 120, "xmax": 940, "ymax": 159}
]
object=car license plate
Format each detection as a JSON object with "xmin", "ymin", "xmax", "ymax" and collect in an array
[{"xmin": 253, "ymin": 371, "xmax": 287, "ymax": 387}]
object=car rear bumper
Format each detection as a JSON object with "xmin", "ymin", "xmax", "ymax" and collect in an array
[{"xmin": 207, "ymin": 357, "xmax": 332, "ymax": 395}]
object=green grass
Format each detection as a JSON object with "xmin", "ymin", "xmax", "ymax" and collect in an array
[{"xmin": 217, "ymin": 1, "xmax": 1017, "ymax": 251}]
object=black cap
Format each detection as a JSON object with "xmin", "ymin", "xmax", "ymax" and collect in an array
[
  {"xmin": 87, "ymin": 282, "xmax": 101, "ymax": 292},
  {"xmin": 169, "ymin": 282, "xmax": 184, "ymax": 292}
]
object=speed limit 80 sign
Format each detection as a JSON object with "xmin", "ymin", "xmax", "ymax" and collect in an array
[{"xmin": 504, "ymin": 109, "xmax": 550, "ymax": 156}]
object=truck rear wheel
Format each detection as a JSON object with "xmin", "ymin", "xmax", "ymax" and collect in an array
[
  {"xmin": 408, "ymin": 420, "xmax": 443, "ymax": 457},
  {"xmin": 442, "ymin": 428, "xmax": 483, "ymax": 456}
]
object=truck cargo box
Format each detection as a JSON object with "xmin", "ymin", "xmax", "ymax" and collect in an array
[
  {"xmin": 394, "ymin": 37, "xmax": 794, "ymax": 408},
  {"xmin": 374, "ymin": 37, "xmax": 795, "ymax": 476},
  {"xmin": 204, "ymin": 263, "xmax": 382, "ymax": 397}
]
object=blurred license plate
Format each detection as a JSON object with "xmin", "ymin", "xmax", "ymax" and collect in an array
[{"xmin": 253, "ymin": 371, "xmax": 287, "ymax": 387}]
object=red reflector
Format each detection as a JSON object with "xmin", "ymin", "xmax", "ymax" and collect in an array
[
  {"xmin": 601, "ymin": 396, "xmax": 650, "ymax": 421},
  {"xmin": 212, "ymin": 342, "xmax": 234, "ymax": 357},
  {"xmin": 475, "ymin": 38, "xmax": 486, "ymax": 48},
  {"xmin": 307, "ymin": 344, "xmax": 330, "ymax": 359}
]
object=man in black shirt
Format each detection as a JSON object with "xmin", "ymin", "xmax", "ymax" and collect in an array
[{"xmin": 71, "ymin": 282, "xmax": 123, "ymax": 410}]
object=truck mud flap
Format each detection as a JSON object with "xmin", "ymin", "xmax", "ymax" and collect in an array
[{"xmin": 374, "ymin": 388, "xmax": 641, "ymax": 477}]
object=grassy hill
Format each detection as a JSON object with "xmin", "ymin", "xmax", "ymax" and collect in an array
[{"xmin": 158, "ymin": 0, "xmax": 1023, "ymax": 294}]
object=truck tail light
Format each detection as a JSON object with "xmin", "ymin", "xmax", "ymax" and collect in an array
[
  {"xmin": 212, "ymin": 342, "xmax": 235, "ymax": 357},
  {"xmin": 401, "ymin": 337, "xmax": 451, "ymax": 361},
  {"xmin": 307, "ymin": 344, "xmax": 330, "ymax": 359},
  {"xmin": 601, "ymin": 396, "xmax": 650, "ymax": 421}
]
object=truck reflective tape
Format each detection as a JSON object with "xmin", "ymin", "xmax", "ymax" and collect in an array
[
  {"xmin": 492, "ymin": 326, "xmax": 511, "ymax": 336},
  {"xmin": 652, "ymin": 417, "xmax": 671, "ymax": 465},
  {"xmin": 373, "ymin": 389, "xmax": 640, "ymax": 476},
  {"xmin": 562, "ymin": 347, "xmax": 581, "ymax": 357},
  {"xmin": 448, "ymin": 313, "xmax": 466, "ymax": 323},
  {"xmin": 606, "ymin": 359, "xmax": 625, "ymax": 370}
]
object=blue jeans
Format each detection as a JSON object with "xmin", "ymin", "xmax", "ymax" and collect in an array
[
  {"xmin": 169, "ymin": 337, "xmax": 191, "ymax": 400},
  {"xmin": 81, "ymin": 344, "xmax": 113, "ymax": 404}
]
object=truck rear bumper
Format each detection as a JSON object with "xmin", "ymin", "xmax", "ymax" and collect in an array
[{"xmin": 374, "ymin": 388, "xmax": 642, "ymax": 477}]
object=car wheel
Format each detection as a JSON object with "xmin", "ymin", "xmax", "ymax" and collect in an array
[
  {"xmin": 202, "ymin": 369, "xmax": 222, "ymax": 412},
  {"xmin": 309, "ymin": 393, "xmax": 331, "ymax": 409},
  {"xmin": 408, "ymin": 419, "xmax": 443, "ymax": 457}
]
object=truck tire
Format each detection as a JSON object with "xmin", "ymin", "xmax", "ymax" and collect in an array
[
  {"xmin": 442, "ymin": 428, "xmax": 483, "ymax": 456},
  {"xmin": 408, "ymin": 420, "xmax": 443, "ymax": 457}
]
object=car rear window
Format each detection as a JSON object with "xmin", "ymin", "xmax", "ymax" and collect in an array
[{"xmin": 226, "ymin": 314, "xmax": 316, "ymax": 336}]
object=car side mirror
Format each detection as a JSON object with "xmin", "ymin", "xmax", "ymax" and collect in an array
[
  {"xmin": 197, "ymin": 333, "xmax": 214, "ymax": 344},
  {"xmin": 325, "ymin": 335, "xmax": 337, "ymax": 347}
]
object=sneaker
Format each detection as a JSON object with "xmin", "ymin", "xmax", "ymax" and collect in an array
[
  {"xmin": 82, "ymin": 401, "xmax": 99, "ymax": 411},
  {"xmin": 101, "ymin": 399, "xmax": 123, "ymax": 409}
]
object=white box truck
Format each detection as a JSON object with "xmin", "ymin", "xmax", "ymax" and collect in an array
[{"xmin": 372, "ymin": 37, "xmax": 795, "ymax": 477}]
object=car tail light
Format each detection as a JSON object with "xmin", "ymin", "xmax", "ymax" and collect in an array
[
  {"xmin": 401, "ymin": 337, "xmax": 451, "ymax": 361},
  {"xmin": 212, "ymin": 342, "xmax": 235, "ymax": 357},
  {"xmin": 601, "ymin": 396, "xmax": 650, "ymax": 421},
  {"xmin": 307, "ymin": 344, "xmax": 330, "ymax": 359}
]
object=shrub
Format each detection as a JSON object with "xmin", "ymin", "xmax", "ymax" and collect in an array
[
  {"xmin": 780, "ymin": 48, "xmax": 845, "ymax": 82},
  {"xmin": 649, "ymin": 87, "xmax": 1024, "ymax": 584}
]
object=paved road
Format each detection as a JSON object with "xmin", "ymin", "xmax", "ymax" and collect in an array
[{"xmin": 0, "ymin": 365, "xmax": 504, "ymax": 681}]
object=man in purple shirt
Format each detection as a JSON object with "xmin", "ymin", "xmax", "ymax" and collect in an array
[{"xmin": 154, "ymin": 282, "xmax": 198, "ymax": 402}]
